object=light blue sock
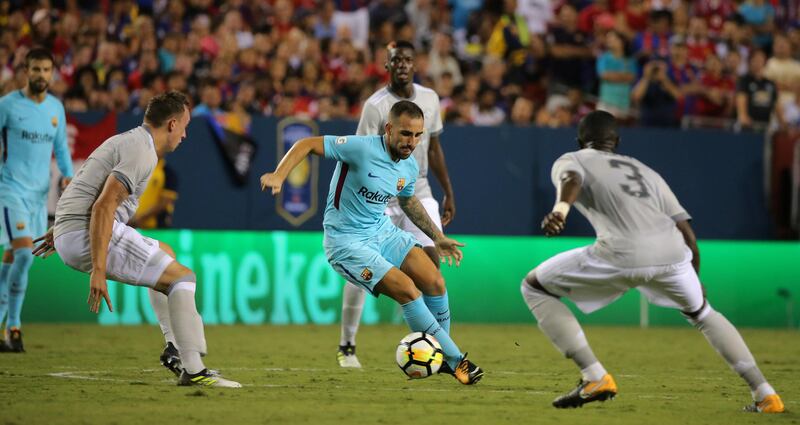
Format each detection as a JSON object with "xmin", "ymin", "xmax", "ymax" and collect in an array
[
  {"xmin": 0, "ymin": 262, "xmax": 11, "ymax": 327},
  {"xmin": 7, "ymin": 247, "xmax": 33, "ymax": 329},
  {"xmin": 423, "ymin": 292, "xmax": 451, "ymax": 334},
  {"xmin": 401, "ymin": 297, "xmax": 462, "ymax": 369}
]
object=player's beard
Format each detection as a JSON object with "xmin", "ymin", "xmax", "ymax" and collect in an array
[
  {"xmin": 28, "ymin": 78, "xmax": 49, "ymax": 94},
  {"xmin": 394, "ymin": 144, "xmax": 413, "ymax": 159}
]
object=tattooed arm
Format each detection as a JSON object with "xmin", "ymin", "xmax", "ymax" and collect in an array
[
  {"xmin": 398, "ymin": 195, "xmax": 444, "ymax": 242},
  {"xmin": 398, "ymin": 195, "xmax": 464, "ymax": 266}
]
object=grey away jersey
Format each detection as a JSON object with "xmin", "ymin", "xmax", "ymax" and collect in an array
[
  {"xmin": 54, "ymin": 126, "xmax": 157, "ymax": 238},
  {"xmin": 356, "ymin": 83, "xmax": 443, "ymax": 202},
  {"xmin": 552, "ymin": 149, "xmax": 691, "ymax": 268}
]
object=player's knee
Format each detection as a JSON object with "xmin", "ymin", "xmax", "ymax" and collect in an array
[
  {"xmin": 159, "ymin": 241, "xmax": 176, "ymax": 258},
  {"xmin": 682, "ymin": 299, "xmax": 712, "ymax": 325},
  {"xmin": 165, "ymin": 270, "xmax": 197, "ymax": 294},
  {"xmin": 520, "ymin": 276, "xmax": 559, "ymax": 310},
  {"xmin": 430, "ymin": 274, "xmax": 446, "ymax": 295},
  {"xmin": 521, "ymin": 269, "xmax": 547, "ymax": 293},
  {"xmin": 12, "ymin": 248, "xmax": 33, "ymax": 268},
  {"xmin": 393, "ymin": 276, "xmax": 422, "ymax": 304}
]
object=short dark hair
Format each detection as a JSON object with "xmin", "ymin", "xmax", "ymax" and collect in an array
[
  {"xmin": 388, "ymin": 40, "xmax": 415, "ymax": 53},
  {"xmin": 389, "ymin": 100, "xmax": 424, "ymax": 122},
  {"xmin": 25, "ymin": 47, "xmax": 55, "ymax": 67},
  {"xmin": 144, "ymin": 91, "xmax": 190, "ymax": 127},
  {"xmin": 577, "ymin": 110, "xmax": 618, "ymax": 147}
]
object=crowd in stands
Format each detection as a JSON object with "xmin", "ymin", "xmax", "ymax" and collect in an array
[{"xmin": 2, "ymin": 0, "xmax": 800, "ymax": 131}]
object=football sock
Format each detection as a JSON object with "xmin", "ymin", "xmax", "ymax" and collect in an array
[
  {"xmin": 167, "ymin": 277, "xmax": 207, "ymax": 374},
  {"xmin": 401, "ymin": 297, "xmax": 462, "ymax": 369},
  {"xmin": 149, "ymin": 288, "xmax": 176, "ymax": 346},
  {"xmin": 6, "ymin": 248, "xmax": 33, "ymax": 329},
  {"xmin": 686, "ymin": 304, "xmax": 774, "ymax": 400},
  {"xmin": 521, "ymin": 281, "xmax": 607, "ymax": 381},
  {"xmin": 0, "ymin": 262, "xmax": 11, "ymax": 329},
  {"xmin": 340, "ymin": 282, "xmax": 365, "ymax": 347},
  {"xmin": 422, "ymin": 292, "xmax": 451, "ymax": 334}
]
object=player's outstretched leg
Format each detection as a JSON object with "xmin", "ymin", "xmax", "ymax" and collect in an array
[
  {"xmin": 380, "ymin": 267, "xmax": 483, "ymax": 385},
  {"xmin": 521, "ymin": 277, "xmax": 617, "ymax": 408},
  {"xmin": 0, "ymin": 256, "xmax": 11, "ymax": 348},
  {"xmin": 156, "ymin": 263, "xmax": 240, "ymax": 388},
  {"xmin": 338, "ymin": 282, "xmax": 364, "ymax": 368},
  {"xmin": 4, "ymin": 247, "xmax": 34, "ymax": 353},
  {"xmin": 685, "ymin": 302, "xmax": 784, "ymax": 413}
]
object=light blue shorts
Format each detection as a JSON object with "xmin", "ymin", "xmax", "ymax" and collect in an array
[
  {"xmin": 0, "ymin": 195, "xmax": 47, "ymax": 246},
  {"xmin": 324, "ymin": 220, "xmax": 420, "ymax": 296}
]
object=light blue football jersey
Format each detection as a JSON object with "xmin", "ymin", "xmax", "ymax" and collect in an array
[
  {"xmin": 322, "ymin": 135, "xmax": 418, "ymax": 235},
  {"xmin": 0, "ymin": 90, "xmax": 73, "ymax": 201}
]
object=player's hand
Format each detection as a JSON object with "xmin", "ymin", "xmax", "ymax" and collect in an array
[
  {"xmin": 60, "ymin": 176, "xmax": 72, "ymax": 190},
  {"xmin": 32, "ymin": 228, "xmax": 57, "ymax": 258},
  {"xmin": 441, "ymin": 195, "xmax": 456, "ymax": 226},
  {"xmin": 434, "ymin": 236, "xmax": 465, "ymax": 267},
  {"xmin": 88, "ymin": 271, "xmax": 113, "ymax": 314},
  {"xmin": 541, "ymin": 212, "xmax": 566, "ymax": 237},
  {"xmin": 260, "ymin": 172, "xmax": 283, "ymax": 195}
]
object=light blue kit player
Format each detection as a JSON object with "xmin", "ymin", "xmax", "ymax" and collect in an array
[
  {"xmin": 0, "ymin": 48, "xmax": 73, "ymax": 352},
  {"xmin": 260, "ymin": 100, "xmax": 483, "ymax": 385}
]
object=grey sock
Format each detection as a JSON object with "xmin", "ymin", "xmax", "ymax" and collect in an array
[
  {"xmin": 521, "ymin": 281, "xmax": 602, "ymax": 370},
  {"xmin": 689, "ymin": 306, "xmax": 769, "ymax": 392},
  {"xmin": 168, "ymin": 282, "xmax": 206, "ymax": 374},
  {"xmin": 148, "ymin": 289, "xmax": 176, "ymax": 346}
]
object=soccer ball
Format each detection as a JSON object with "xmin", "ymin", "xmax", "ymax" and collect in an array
[{"xmin": 395, "ymin": 332, "xmax": 444, "ymax": 379}]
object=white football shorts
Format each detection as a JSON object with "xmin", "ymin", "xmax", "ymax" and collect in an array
[
  {"xmin": 532, "ymin": 246, "xmax": 704, "ymax": 314},
  {"xmin": 55, "ymin": 220, "xmax": 173, "ymax": 287}
]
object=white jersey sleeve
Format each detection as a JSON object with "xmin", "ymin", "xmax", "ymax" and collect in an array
[
  {"xmin": 356, "ymin": 102, "xmax": 383, "ymax": 136},
  {"xmin": 430, "ymin": 95, "xmax": 444, "ymax": 137},
  {"xmin": 551, "ymin": 153, "xmax": 586, "ymax": 187}
]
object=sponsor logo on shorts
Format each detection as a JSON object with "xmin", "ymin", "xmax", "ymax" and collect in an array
[
  {"xmin": 336, "ymin": 136, "xmax": 347, "ymax": 144},
  {"xmin": 397, "ymin": 178, "xmax": 406, "ymax": 192},
  {"xmin": 15, "ymin": 222, "xmax": 25, "ymax": 230},
  {"xmin": 360, "ymin": 268, "xmax": 373, "ymax": 281}
]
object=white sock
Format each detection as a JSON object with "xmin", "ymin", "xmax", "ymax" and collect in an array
[
  {"xmin": 340, "ymin": 282, "xmax": 365, "ymax": 347},
  {"xmin": 521, "ymin": 281, "xmax": 606, "ymax": 374},
  {"xmin": 168, "ymin": 281, "xmax": 206, "ymax": 374},
  {"xmin": 753, "ymin": 383, "xmax": 776, "ymax": 402},
  {"xmin": 581, "ymin": 362, "xmax": 608, "ymax": 382},
  {"xmin": 688, "ymin": 305, "xmax": 770, "ymax": 395},
  {"xmin": 148, "ymin": 289, "xmax": 176, "ymax": 346}
]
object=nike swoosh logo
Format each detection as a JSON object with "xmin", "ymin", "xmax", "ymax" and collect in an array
[{"xmin": 367, "ymin": 172, "xmax": 379, "ymax": 178}]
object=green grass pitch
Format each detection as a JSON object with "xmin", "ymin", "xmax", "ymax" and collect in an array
[{"xmin": 0, "ymin": 324, "xmax": 797, "ymax": 424}]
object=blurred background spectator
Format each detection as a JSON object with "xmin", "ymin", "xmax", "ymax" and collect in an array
[{"xmin": 0, "ymin": 0, "xmax": 798, "ymax": 132}]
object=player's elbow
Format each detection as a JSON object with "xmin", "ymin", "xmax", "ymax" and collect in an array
[
  {"xmin": 90, "ymin": 198, "xmax": 115, "ymax": 217},
  {"xmin": 300, "ymin": 137, "xmax": 325, "ymax": 156}
]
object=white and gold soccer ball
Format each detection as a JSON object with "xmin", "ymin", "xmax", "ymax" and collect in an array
[{"xmin": 395, "ymin": 332, "xmax": 444, "ymax": 379}]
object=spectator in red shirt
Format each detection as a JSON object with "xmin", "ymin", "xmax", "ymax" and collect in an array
[
  {"xmin": 686, "ymin": 16, "xmax": 715, "ymax": 68},
  {"xmin": 692, "ymin": 0, "xmax": 736, "ymax": 36},
  {"xmin": 616, "ymin": 0, "xmax": 649, "ymax": 39},
  {"xmin": 578, "ymin": 0, "xmax": 611, "ymax": 34},
  {"xmin": 694, "ymin": 54, "xmax": 735, "ymax": 117}
]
